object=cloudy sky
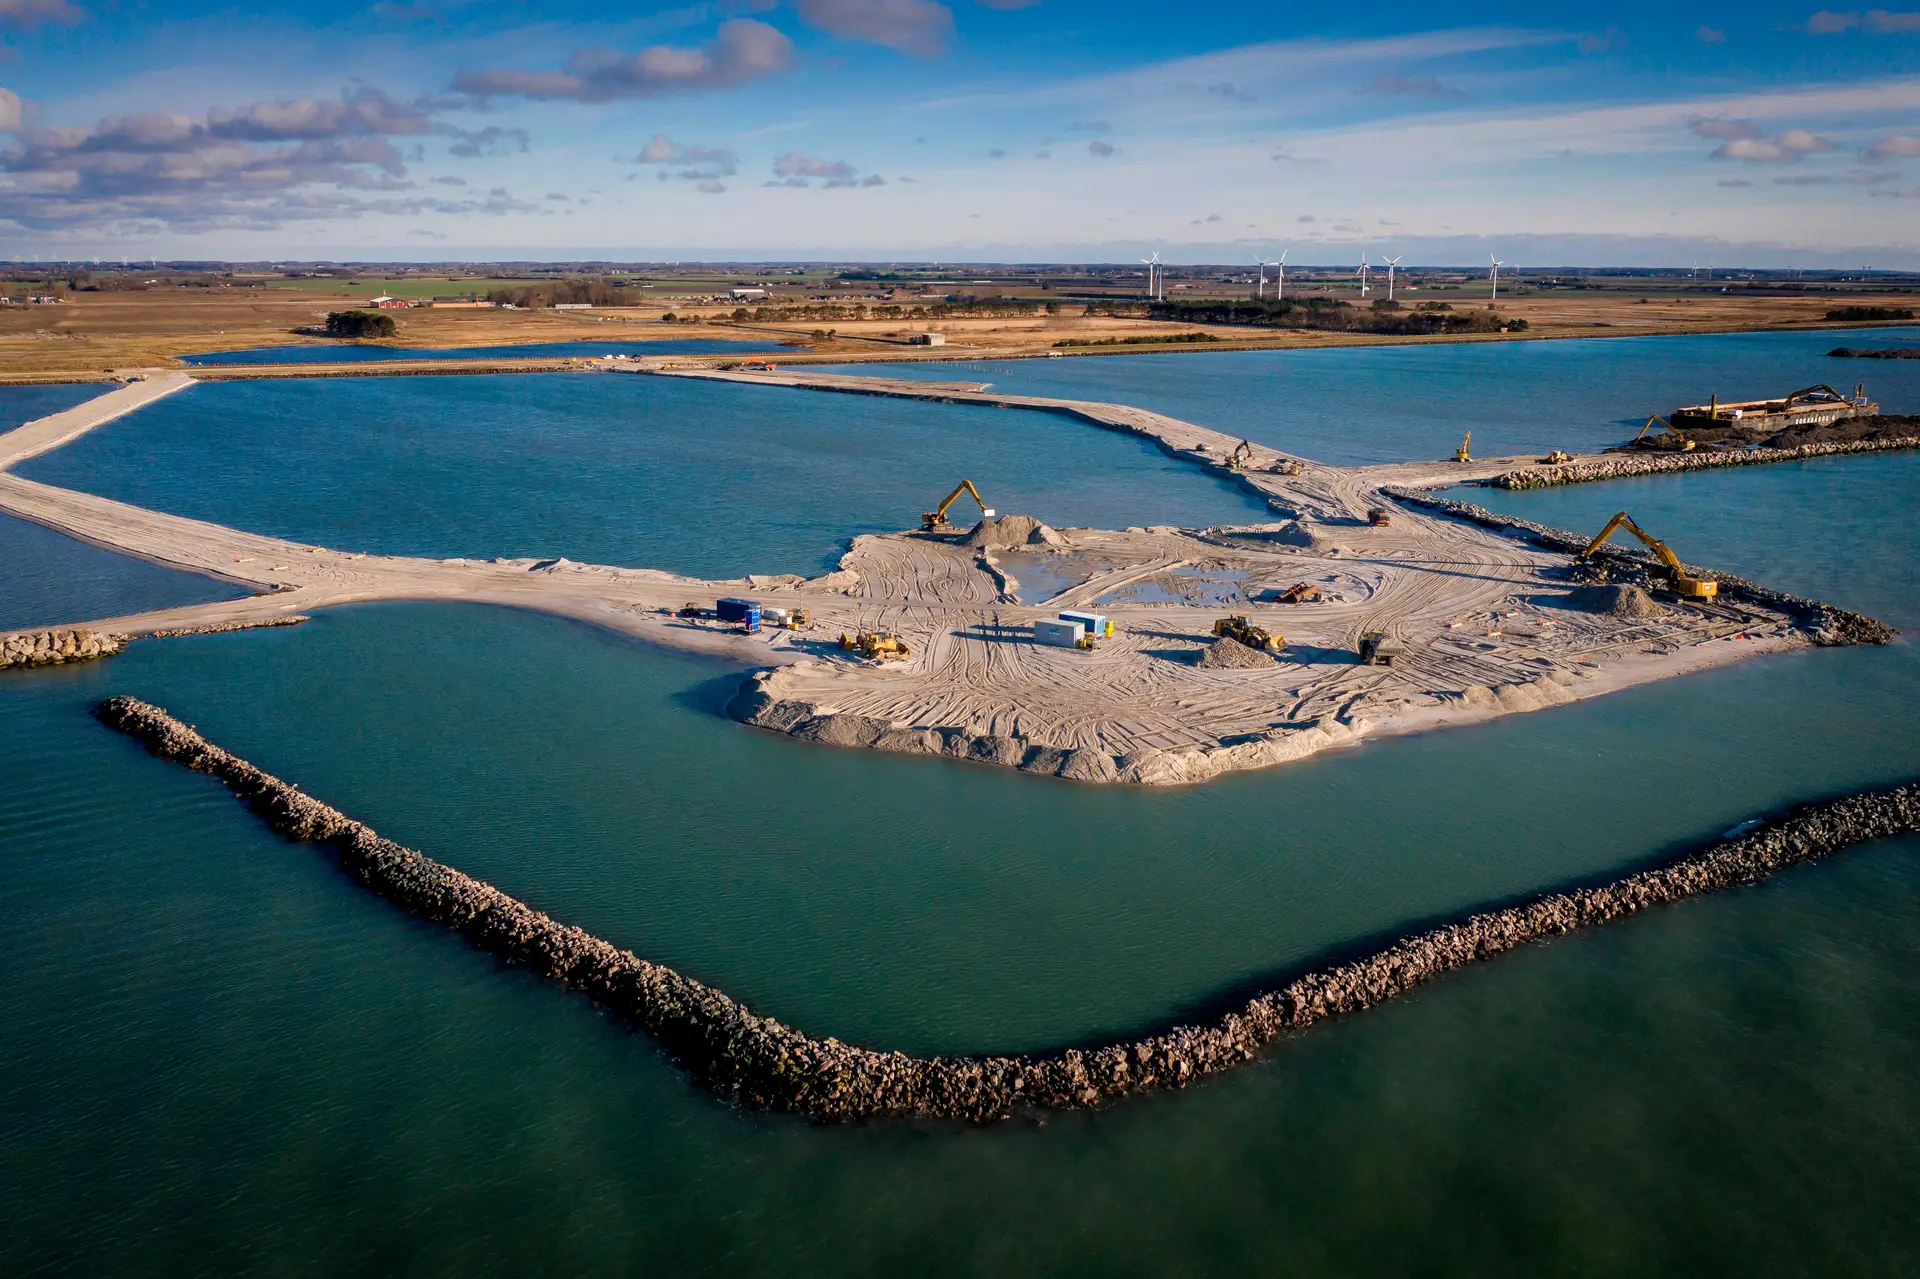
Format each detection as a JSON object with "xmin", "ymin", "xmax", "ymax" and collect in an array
[{"xmin": 3, "ymin": 0, "xmax": 1919, "ymax": 263}]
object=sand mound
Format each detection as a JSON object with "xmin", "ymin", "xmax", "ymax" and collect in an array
[
  {"xmin": 964, "ymin": 514, "xmax": 1067, "ymax": 549},
  {"xmin": 1564, "ymin": 584, "xmax": 1665, "ymax": 618},
  {"xmin": 1198, "ymin": 635, "xmax": 1274, "ymax": 669}
]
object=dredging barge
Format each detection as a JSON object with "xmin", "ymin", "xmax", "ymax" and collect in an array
[{"xmin": 1670, "ymin": 383, "xmax": 1876, "ymax": 431}]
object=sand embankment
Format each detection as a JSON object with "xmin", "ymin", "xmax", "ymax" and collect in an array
[
  {"xmin": 97, "ymin": 694, "xmax": 1920, "ymax": 1123},
  {"xmin": 0, "ymin": 372, "xmax": 194, "ymax": 469},
  {"xmin": 1486, "ymin": 434, "xmax": 1920, "ymax": 491}
]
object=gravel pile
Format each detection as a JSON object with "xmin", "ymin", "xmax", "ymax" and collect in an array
[{"xmin": 1197, "ymin": 635, "xmax": 1275, "ymax": 668}]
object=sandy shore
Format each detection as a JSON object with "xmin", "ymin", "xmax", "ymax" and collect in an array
[{"xmin": 0, "ymin": 366, "xmax": 1871, "ymax": 785}]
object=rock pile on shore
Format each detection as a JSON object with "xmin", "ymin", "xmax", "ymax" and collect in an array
[
  {"xmin": 1198, "ymin": 635, "xmax": 1275, "ymax": 669},
  {"xmin": 2, "ymin": 628, "xmax": 123, "ymax": 669},
  {"xmin": 1563, "ymin": 584, "xmax": 1663, "ymax": 619},
  {"xmin": 1486, "ymin": 432, "xmax": 1920, "ymax": 490},
  {"xmin": 95, "ymin": 694, "xmax": 1920, "ymax": 1124}
]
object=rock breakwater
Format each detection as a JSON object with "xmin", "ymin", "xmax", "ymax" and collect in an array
[
  {"xmin": 2, "ymin": 627, "xmax": 123, "ymax": 669},
  {"xmin": 95, "ymin": 694, "xmax": 1920, "ymax": 1123},
  {"xmin": 1384, "ymin": 487, "xmax": 1897, "ymax": 646},
  {"xmin": 1486, "ymin": 434, "xmax": 1920, "ymax": 490}
]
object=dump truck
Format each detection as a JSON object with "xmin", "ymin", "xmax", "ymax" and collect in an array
[
  {"xmin": 1367, "ymin": 508, "xmax": 1392, "ymax": 527},
  {"xmin": 1275, "ymin": 582, "xmax": 1323, "ymax": 603},
  {"xmin": 1212, "ymin": 616, "xmax": 1284, "ymax": 651},
  {"xmin": 1358, "ymin": 631, "xmax": 1405, "ymax": 666}
]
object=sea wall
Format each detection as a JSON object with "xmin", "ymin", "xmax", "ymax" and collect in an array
[
  {"xmin": 95, "ymin": 694, "xmax": 1920, "ymax": 1123},
  {"xmin": 1383, "ymin": 487, "xmax": 1897, "ymax": 647},
  {"xmin": 2, "ymin": 627, "xmax": 123, "ymax": 668},
  {"xmin": 1486, "ymin": 435, "xmax": 1920, "ymax": 490}
]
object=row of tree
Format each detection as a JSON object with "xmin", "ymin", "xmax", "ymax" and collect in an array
[{"xmin": 1146, "ymin": 297, "xmax": 1526, "ymax": 335}]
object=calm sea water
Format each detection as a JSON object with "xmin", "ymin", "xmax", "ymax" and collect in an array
[
  {"xmin": 178, "ymin": 338, "xmax": 788, "ymax": 365},
  {"xmin": 3, "ymin": 348, "xmax": 1917, "ymax": 1274},
  {"xmin": 18, "ymin": 373, "xmax": 1269, "ymax": 579},
  {"xmin": 822, "ymin": 328, "xmax": 1920, "ymax": 465},
  {"xmin": 0, "ymin": 513, "xmax": 248, "ymax": 631},
  {"xmin": 0, "ymin": 382, "xmax": 105, "ymax": 432}
]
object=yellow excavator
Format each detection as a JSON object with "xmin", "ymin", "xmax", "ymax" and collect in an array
[
  {"xmin": 1579, "ymin": 511, "xmax": 1718, "ymax": 600},
  {"xmin": 1632, "ymin": 414, "xmax": 1696, "ymax": 451},
  {"xmin": 921, "ymin": 479, "xmax": 995, "ymax": 532},
  {"xmin": 1227, "ymin": 440, "xmax": 1255, "ymax": 470},
  {"xmin": 1453, "ymin": 432, "xmax": 1472, "ymax": 463}
]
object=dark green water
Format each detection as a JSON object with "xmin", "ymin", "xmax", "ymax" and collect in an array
[
  {"xmin": 3, "ymin": 364, "xmax": 1918, "ymax": 1274},
  {"xmin": 18, "ymin": 374, "xmax": 1268, "ymax": 579},
  {"xmin": 0, "ymin": 513, "xmax": 248, "ymax": 631}
]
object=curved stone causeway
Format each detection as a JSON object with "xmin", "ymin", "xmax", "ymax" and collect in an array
[{"xmin": 97, "ymin": 694, "xmax": 1920, "ymax": 1124}]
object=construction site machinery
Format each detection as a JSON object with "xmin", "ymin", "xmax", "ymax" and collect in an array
[
  {"xmin": 1453, "ymin": 432, "xmax": 1472, "ymax": 463},
  {"xmin": 1367, "ymin": 507, "xmax": 1392, "ymax": 527},
  {"xmin": 1540, "ymin": 450, "xmax": 1574, "ymax": 465},
  {"xmin": 761, "ymin": 605, "xmax": 812, "ymax": 630},
  {"xmin": 1632, "ymin": 415, "xmax": 1696, "ymax": 451},
  {"xmin": 1212, "ymin": 616, "xmax": 1285, "ymax": 651},
  {"xmin": 1579, "ymin": 511, "xmax": 1719, "ymax": 600},
  {"xmin": 1227, "ymin": 440, "xmax": 1255, "ymax": 470},
  {"xmin": 1275, "ymin": 582, "xmax": 1323, "ymax": 603},
  {"xmin": 1358, "ymin": 631, "xmax": 1406, "ymax": 666},
  {"xmin": 840, "ymin": 630, "xmax": 911, "ymax": 660},
  {"xmin": 921, "ymin": 479, "xmax": 996, "ymax": 533},
  {"xmin": 1271, "ymin": 459, "xmax": 1304, "ymax": 476}
]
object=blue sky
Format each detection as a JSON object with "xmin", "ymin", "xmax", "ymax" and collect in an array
[{"xmin": 3, "ymin": 1, "xmax": 1919, "ymax": 263}]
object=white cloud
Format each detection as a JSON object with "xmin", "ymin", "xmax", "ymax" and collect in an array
[
  {"xmin": 1807, "ymin": 9, "xmax": 1920, "ymax": 33},
  {"xmin": 453, "ymin": 19, "xmax": 794, "ymax": 101},
  {"xmin": 0, "ymin": 0, "xmax": 80, "ymax": 28},
  {"xmin": 0, "ymin": 86, "xmax": 21, "ymax": 133},
  {"xmin": 1866, "ymin": 132, "xmax": 1920, "ymax": 155},
  {"xmin": 793, "ymin": 0, "xmax": 954, "ymax": 57},
  {"xmin": 1697, "ymin": 26, "xmax": 1727, "ymax": 43}
]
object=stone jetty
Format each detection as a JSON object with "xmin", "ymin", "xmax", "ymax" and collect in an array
[
  {"xmin": 2, "ymin": 627, "xmax": 124, "ymax": 668},
  {"xmin": 95, "ymin": 695, "xmax": 1920, "ymax": 1124},
  {"xmin": 1485, "ymin": 434, "xmax": 1920, "ymax": 490}
]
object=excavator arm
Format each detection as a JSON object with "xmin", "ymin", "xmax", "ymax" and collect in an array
[
  {"xmin": 922, "ymin": 479, "xmax": 994, "ymax": 531},
  {"xmin": 1579, "ymin": 511, "xmax": 1718, "ymax": 599},
  {"xmin": 1633, "ymin": 415, "xmax": 1695, "ymax": 450}
]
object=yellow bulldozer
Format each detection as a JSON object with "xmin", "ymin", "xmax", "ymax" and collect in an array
[
  {"xmin": 1539, "ymin": 450, "xmax": 1573, "ymax": 465},
  {"xmin": 921, "ymin": 479, "xmax": 995, "ymax": 532},
  {"xmin": 1579, "ymin": 511, "xmax": 1718, "ymax": 600},
  {"xmin": 1212, "ymin": 616, "xmax": 1285, "ymax": 651},
  {"xmin": 840, "ymin": 630, "xmax": 911, "ymax": 660}
]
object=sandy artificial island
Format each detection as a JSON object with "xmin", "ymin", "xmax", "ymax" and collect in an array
[{"xmin": 0, "ymin": 364, "xmax": 1895, "ymax": 785}]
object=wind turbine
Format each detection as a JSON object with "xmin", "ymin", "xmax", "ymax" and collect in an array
[
  {"xmin": 1274, "ymin": 249, "xmax": 1288, "ymax": 301},
  {"xmin": 1254, "ymin": 256, "xmax": 1276, "ymax": 300},
  {"xmin": 1140, "ymin": 252, "xmax": 1163, "ymax": 302},
  {"xmin": 1489, "ymin": 254, "xmax": 1504, "ymax": 303},
  {"xmin": 1383, "ymin": 254, "xmax": 1403, "ymax": 302},
  {"xmin": 1355, "ymin": 251, "xmax": 1371, "ymax": 298}
]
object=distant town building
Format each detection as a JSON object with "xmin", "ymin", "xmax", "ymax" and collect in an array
[
  {"xmin": 367, "ymin": 295, "xmax": 411, "ymax": 309},
  {"xmin": 428, "ymin": 298, "xmax": 494, "ymax": 308},
  {"xmin": 729, "ymin": 287, "xmax": 769, "ymax": 301},
  {"xmin": 552, "ymin": 302, "xmax": 593, "ymax": 310},
  {"xmin": 910, "ymin": 332, "xmax": 947, "ymax": 346}
]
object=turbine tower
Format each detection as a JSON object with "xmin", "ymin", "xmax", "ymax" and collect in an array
[
  {"xmin": 1489, "ymin": 254, "xmax": 1505, "ymax": 303},
  {"xmin": 1355, "ymin": 251, "xmax": 1371, "ymax": 298},
  {"xmin": 1140, "ymin": 252, "xmax": 1163, "ymax": 302},
  {"xmin": 1274, "ymin": 249, "xmax": 1288, "ymax": 301},
  {"xmin": 1254, "ymin": 256, "xmax": 1276, "ymax": 300},
  {"xmin": 1383, "ymin": 254, "xmax": 1403, "ymax": 302}
]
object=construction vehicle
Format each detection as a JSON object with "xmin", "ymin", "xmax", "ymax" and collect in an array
[
  {"xmin": 921, "ymin": 479, "xmax": 996, "ymax": 532},
  {"xmin": 1227, "ymin": 440, "xmax": 1255, "ymax": 470},
  {"xmin": 1276, "ymin": 582, "xmax": 1323, "ymax": 603},
  {"xmin": 675, "ymin": 602, "xmax": 713, "ymax": 619},
  {"xmin": 1453, "ymin": 431, "xmax": 1472, "ymax": 463},
  {"xmin": 1271, "ymin": 459, "xmax": 1303, "ymax": 476},
  {"xmin": 1358, "ymin": 631, "xmax": 1406, "ymax": 666},
  {"xmin": 840, "ymin": 630, "xmax": 911, "ymax": 660},
  {"xmin": 1367, "ymin": 507, "xmax": 1392, "ymax": 527},
  {"xmin": 1540, "ymin": 450, "xmax": 1574, "ymax": 465},
  {"xmin": 761, "ymin": 605, "xmax": 812, "ymax": 630},
  {"xmin": 1212, "ymin": 616, "xmax": 1284, "ymax": 651},
  {"xmin": 1579, "ymin": 511, "xmax": 1719, "ymax": 600},
  {"xmin": 1632, "ymin": 414, "xmax": 1696, "ymax": 451}
]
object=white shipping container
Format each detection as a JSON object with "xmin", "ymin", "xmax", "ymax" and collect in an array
[
  {"xmin": 1056, "ymin": 610, "xmax": 1112, "ymax": 638},
  {"xmin": 1033, "ymin": 619, "xmax": 1085, "ymax": 648}
]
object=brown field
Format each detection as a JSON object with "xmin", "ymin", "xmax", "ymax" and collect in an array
[{"xmin": 2, "ymin": 280, "xmax": 1917, "ymax": 381}]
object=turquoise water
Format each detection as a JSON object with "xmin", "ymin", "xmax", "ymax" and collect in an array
[
  {"xmin": 0, "ymin": 382, "xmax": 105, "ymax": 431},
  {"xmin": 0, "ymin": 514, "xmax": 248, "ymax": 631},
  {"xmin": 179, "ymin": 338, "xmax": 789, "ymax": 365},
  {"xmin": 18, "ymin": 374, "xmax": 1268, "ymax": 579},
  {"xmin": 4, "ymin": 343, "xmax": 1919, "ymax": 1273},
  {"xmin": 823, "ymin": 328, "xmax": 1920, "ymax": 465}
]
